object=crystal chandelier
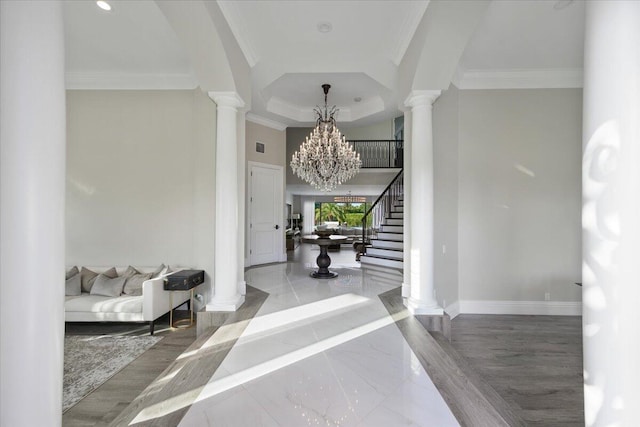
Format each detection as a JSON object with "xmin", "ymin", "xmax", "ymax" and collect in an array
[{"xmin": 290, "ymin": 84, "xmax": 361, "ymax": 192}]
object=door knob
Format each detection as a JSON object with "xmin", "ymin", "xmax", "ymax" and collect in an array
[{"xmin": 275, "ymin": 224, "xmax": 280, "ymax": 230}]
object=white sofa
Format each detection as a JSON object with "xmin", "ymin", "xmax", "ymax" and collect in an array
[{"xmin": 64, "ymin": 266, "xmax": 193, "ymax": 335}]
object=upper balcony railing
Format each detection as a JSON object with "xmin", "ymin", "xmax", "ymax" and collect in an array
[{"xmin": 347, "ymin": 140, "xmax": 403, "ymax": 168}]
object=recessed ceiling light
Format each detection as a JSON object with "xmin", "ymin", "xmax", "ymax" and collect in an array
[
  {"xmin": 553, "ymin": 0, "xmax": 574, "ymax": 10},
  {"xmin": 96, "ymin": 1, "xmax": 112, "ymax": 12},
  {"xmin": 354, "ymin": 97, "xmax": 362, "ymax": 103},
  {"xmin": 317, "ymin": 22, "xmax": 332, "ymax": 33}
]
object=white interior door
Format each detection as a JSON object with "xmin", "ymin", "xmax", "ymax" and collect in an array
[{"xmin": 250, "ymin": 163, "xmax": 283, "ymax": 265}]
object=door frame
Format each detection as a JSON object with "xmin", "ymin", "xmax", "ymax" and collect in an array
[{"xmin": 247, "ymin": 161, "xmax": 285, "ymax": 266}]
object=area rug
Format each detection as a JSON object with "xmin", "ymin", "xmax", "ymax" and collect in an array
[{"xmin": 63, "ymin": 335, "xmax": 162, "ymax": 412}]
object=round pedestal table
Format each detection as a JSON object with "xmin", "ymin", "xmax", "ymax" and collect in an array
[{"xmin": 301, "ymin": 234, "xmax": 348, "ymax": 279}]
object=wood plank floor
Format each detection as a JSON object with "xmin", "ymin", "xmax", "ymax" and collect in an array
[
  {"xmin": 449, "ymin": 314, "xmax": 584, "ymax": 426},
  {"xmin": 108, "ymin": 285, "xmax": 269, "ymax": 426},
  {"xmin": 63, "ymin": 285, "xmax": 583, "ymax": 426},
  {"xmin": 379, "ymin": 288, "xmax": 526, "ymax": 427},
  {"xmin": 63, "ymin": 315, "xmax": 198, "ymax": 426}
]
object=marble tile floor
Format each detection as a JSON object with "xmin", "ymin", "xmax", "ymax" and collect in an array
[
  {"xmin": 178, "ymin": 261, "xmax": 458, "ymax": 427},
  {"xmin": 122, "ymin": 247, "xmax": 459, "ymax": 427}
]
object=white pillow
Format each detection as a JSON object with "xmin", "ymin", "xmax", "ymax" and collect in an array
[
  {"xmin": 65, "ymin": 273, "xmax": 81, "ymax": 296},
  {"xmin": 90, "ymin": 274, "xmax": 126, "ymax": 297}
]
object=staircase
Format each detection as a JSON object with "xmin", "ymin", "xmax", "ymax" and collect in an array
[{"xmin": 358, "ymin": 170, "xmax": 404, "ymax": 270}]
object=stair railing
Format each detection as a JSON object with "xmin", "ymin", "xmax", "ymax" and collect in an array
[
  {"xmin": 359, "ymin": 169, "xmax": 403, "ymax": 256},
  {"xmin": 348, "ymin": 140, "xmax": 403, "ymax": 168}
]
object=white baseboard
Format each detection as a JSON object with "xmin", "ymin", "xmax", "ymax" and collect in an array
[
  {"xmin": 458, "ymin": 300, "xmax": 582, "ymax": 316},
  {"xmin": 444, "ymin": 301, "xmax": 461, "ymax": 319}
]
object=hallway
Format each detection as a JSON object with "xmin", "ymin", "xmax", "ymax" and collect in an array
[
  {"xmin": 111, "ymin": 245, "xmax": 458, "ymax": 426},
  {"xmin": 179, "ymin": 258, "xmax": 455, "ymax": 425},
  {"xmin": 62, "ymin": 245, "xmax": 583, "ymax": 426}
]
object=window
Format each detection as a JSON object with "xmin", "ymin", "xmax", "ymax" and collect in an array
[{"xmin": 314, "ymin": 202, "xmax": 369, "ymax": 227}]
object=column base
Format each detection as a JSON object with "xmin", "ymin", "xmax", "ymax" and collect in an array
[
  {"xmin": 206, "ymin": 294, "xmax": 245, "ymax": 312},
  {"xmin": 401, "ymin": 282, "xmax": 411, "ymax": 298},
  {"xmin": 406, "ymin": 297, "xmax": 443, "ymax": 315},
  {"xmin": 237, "ymin": 280, "xmax": 246, "ymax": 296}
]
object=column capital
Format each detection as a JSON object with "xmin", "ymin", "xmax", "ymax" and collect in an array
[
  {"xmin": 208, "ymin": 91, "xmax": 245, "ymax": 110},
  {"xmin": 404, "ymin": 90, "xmax": 441, "ymax": 109}
]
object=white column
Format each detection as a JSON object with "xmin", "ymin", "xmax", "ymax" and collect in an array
[
  {"xmin": 402, "ymin": 109, "xmax": 412, "ymax": 298},
  {"xmin": 207, "ymin": 92, "xmax": 245, "ymax": 311},
  {"xmin": 0, "ymin": 1, "xmax": 66, "ymax": 426},
  {"xmin": 302, "ymin": 197, "xmax": 316, "ymax": 235},
  {"xmin": 237, "ymin": 112, "xmax": 247, "ymax": 296},
  {"xmin": 582, "ymin": 2, "xmax": 640, "ymax": 425},
  {"xmin": 404, "ymin": 90, "xmax": 443, "ymax": 315}
]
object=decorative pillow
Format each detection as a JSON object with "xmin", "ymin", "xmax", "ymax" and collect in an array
[
  {"xmin": 160, "ymin": 265, "xmax": 175, "ymax": 276},
  {"xmin": 123, "ymin": 272, "xmax": 152, "ymax": 296},
  {"xmin": 81, "ymin": 267, "xmax": 117, "ymax": 293},
  {"xmin": 66, "ymin": 266, "xmax": 79, "ymax": 280},
  {"xmin": 151, "ymin": 264, "xmax": 166, "ymax": 279},
  {"xmin": 122, "ymin": 265, "xmax": 140, "ymax": 279},
  {"xmin": 65, "ymin": 273, "xmax": 81, "ymax": 296},
  {"xmin": 90, "ymin": 274, "xmax": 126, "ymax": 297}
]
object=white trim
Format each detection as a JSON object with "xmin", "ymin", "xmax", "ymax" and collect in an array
[
  {"xmin": 208, "ymin": 91, "xmax": 245, "ymax": 109},
  {"xmin": 248, "ymin": 161, "xmax": 285, "ymax": 266},
  {"xmin": 65, "ymin": 72, "xmax": 197, "ymax": 90},
  {"xmin": 444, "ymin": 301, "xmax": 460, "ymax": 319},
  {"xmin": 457, "ymin": 68, "xmax": 583, "ymax": 90},
  {"xmin": 206, "ymin": 295, "xmax": 246, "ymax": 312},
  {"xmin": 246, "ymin": 113, "xmax": 288, "ymax": 131},
  {"xmin": 404, "ymin": 90, "xmax": 442, "ymax": 108},
  {"xmin": 458, "ymin": 300, "xmax": 582, "ymax": 316}
]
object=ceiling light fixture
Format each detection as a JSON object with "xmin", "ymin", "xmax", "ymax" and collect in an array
[
  {"xmin": 317, "ymin": 22, "xmax": 333, "ymax": 33},
  {"xmin": 291, "ymin": 84, "xmax": 361, "ymax": 192},
  {"xmin": 553, "ymin": 0, "xmax": 574, "ymax": 10},
  {"xmin": 334, "ymin": 195, "xmax": 367, "ymax": 203},
  {"xmin": 96, "ymin": 1, "xmax": 112, "ymax": 11}
]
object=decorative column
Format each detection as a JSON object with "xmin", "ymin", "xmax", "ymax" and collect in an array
[
  {"xmin": 302, "ymin": 196, "xmax": 316, "ymax": 235},
  {"xmin": 404, "ymin": 90, "xmax": 443, "ymax": 315},
  {"xmin": 582, "ymin": 1, "xmax": 640, "ymax": 425},
  {"xmin": 207, "ymin": 92, "xmax": 245, "ymax": 311},
  {"xmin": 237, "ymin": 111, "xmax": 247, "ymax": 296},
  {"xmin": 402, "ymin": 109, "xmax": 412, "ymax": 298},
  {"xmin": 0, "ymin": 1, "xmax": 66, "ymax": 425}
]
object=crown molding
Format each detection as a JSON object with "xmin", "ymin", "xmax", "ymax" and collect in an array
[
  {"xmin": 266, "ymin": 96, "xmax": 315, "ymax": 123},
  {"xmin": 65, "ymin": 72, "xmax": 197, "ymax": 90},
  {"xmin": 246, "ymin": 113, "xmax": 288, "ymax": 131},
  {"xmin": 457, "ymin": 68, "xmax": 583, "ymax": 90},
  {"xmin": 266, "ymin": 95, "xmax": 385, "ymax": 124}
]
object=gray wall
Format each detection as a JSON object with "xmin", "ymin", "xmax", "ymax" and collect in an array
[
  {"xmin": 66, "ymin": 90, "xmax": 216, "ymax": 280},
  {"xmin": 457, "ymin": 88, "xmax": 582, "ymax": 303},
  {"xmin": 246, "ymin": 120, "xmax": 286, "ymax": 167},
  {"xmin": 342, "ymin": 119, "xmax": 394, "ymax": 140}
]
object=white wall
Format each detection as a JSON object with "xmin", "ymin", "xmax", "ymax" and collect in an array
[
  {"xmin": 66, "ymin": 90, "xmax": 216, "ymax": 290},
  {"xmin": 433, "ymin": 84, "xmax": 459, "ymax": 310},
  {"xmin": 457, "ymin": 88, "xmax": 582, "ymax": 304}
]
